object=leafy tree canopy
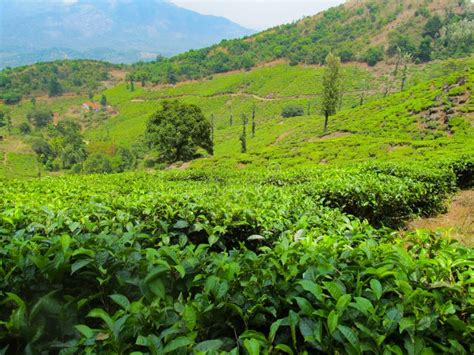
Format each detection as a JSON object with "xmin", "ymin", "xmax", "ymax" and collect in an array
[{"xmin": 146, "ymin": 100, "xmax": 213, "ymax": 163}]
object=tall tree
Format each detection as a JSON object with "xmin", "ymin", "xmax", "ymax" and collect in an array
[
  {"xmin": 229, "ymin": 107, "xmax": 233, "ymax": 127},
  {"xmin": 240, "ymin": 114, "xmax": 248, "ymax": 153},
  {"xmin": 400, "ymin": 53, "xmax": 412, "ymax": 91},
  {"xmin": 321, "ymin": 53, "xmax": 342, "ymax": 133},
  {"xmin": 100, "ymin": 95, "xmax": 107, "ymax": 107},
  {"xmin": 48, "ymin": 77, "xmax": 62, "ymax": 97},
  {"xmin": 251, "ymin": 105, "xmax": 256, "ymax": 138}
]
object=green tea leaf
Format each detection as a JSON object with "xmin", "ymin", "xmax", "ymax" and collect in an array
[
  {"xmin": 109, "ymin": 294, "xmax": 130, "ymax": 311},
  {"xmin": 298, "ymin": 280, "xmax": 323, "ymax": 301},
  {"xmin": 327, "ymin": 310, "xmax": 339, "ymax": 334},
  {"xmin": 163, "ymin": 336, "xmax": 193, "ymax": 353},
  {"xmin": 75, "ymin": 324, "xmax": 94, "ymax": 339},
  {"xmin": 243, "ymin": 338, "xmax": 260, "ymax": 355},
  {"xmin": 370, "ymin": 279, "xmax": 383, "ymax": 300},
  {"xmin": 323, "ymin": 281, "xmax": 344, "ymax": 301},
  {"xmin": 194, "ymin": 339, "xmax": 224, "ymax": 352},
  {"xmin": 337, "ymin": 325, "xmax": 359, "ymax": 349},
  {"xmin": 183, "ymin": 304, "xmax": 197, "ymax": 330}
]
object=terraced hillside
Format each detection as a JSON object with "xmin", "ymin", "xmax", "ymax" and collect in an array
[{"xmin": 83, "ymin": 57, "xmax": 474, "ymax": 169}]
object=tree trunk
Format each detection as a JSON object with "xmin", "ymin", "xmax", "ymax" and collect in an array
[{"xmin": 323, "ymin": 112, "xmax": 329, "ymax": 133}]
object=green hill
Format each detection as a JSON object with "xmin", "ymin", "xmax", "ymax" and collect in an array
[
  {"xmin": 130, "ymin": 0, "xmax": 473, "ymax": 84},
  {"xmin": 80, "ymin": 57, "xmax": 473, "ymax": 170}
]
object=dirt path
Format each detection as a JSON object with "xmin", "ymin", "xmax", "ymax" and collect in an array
[{"xmin": 408, "ymin": 190, "xmax": 474, "ymax": 246}]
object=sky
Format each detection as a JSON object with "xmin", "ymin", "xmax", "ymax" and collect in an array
[{"xmin": 170, "ymin": 0, "xmax": 346, "ymax": 30}]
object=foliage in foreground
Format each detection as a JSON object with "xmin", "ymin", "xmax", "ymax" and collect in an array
[{"xmin": 0, "ymin": 158, "xmax": 473, "ymax": 353}]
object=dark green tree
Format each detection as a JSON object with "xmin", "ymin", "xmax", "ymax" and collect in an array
[
  {"xmin": 6, "ymin": 115, "xmax": 12, "ymax": 133},
  {"xmin": 48, "ymin": 77, "xmax": 62, "ymax": 97},
  {"xmin": 19, "ymin": 122, "xmax": 32, "ymax": 135},
  {"xmin": 400, "ymin": 55, "xmax": 411, "ymax": 92},
  {"xmin": 100, "ymin": 95, "xmax": 107, "ymax": 107},
  {"xmin": 364, "ymin": 47, "xmax": 384, "ymax": 66},
  {"xmin": 0, "ymin": 111, "xmax": 5, "ymax": 128},
  {"xmin": 146, "ymin": 101, "xmax": 213, "ymax": 163},
  {"xmin": 27, "ymin": 108, "xmax": 53, "ymax": 128},
  {"xmin": 240, "ymin": 114, "xmax": 248, "ymax": 153},
  {"xmin": 251, "ymin": 106, "xmax": 256, "ymax": 138},
  {"xmin": 423, "ymin": 15, "xmax": 443, "ymax": 38},
  {"xmin": 229, "ymin": 107, "xmax": 233, "ymax": 126},
  {"xmin": 417, "ymin": 37, "xmax": 432, "ymax": 62},
  {"xmin": 30, "ymin": 97, "xmax": 36, "ymax": 106},
  {"xmin": 321, "ymin": 53, "xmax": 342, "ymax": 132}
]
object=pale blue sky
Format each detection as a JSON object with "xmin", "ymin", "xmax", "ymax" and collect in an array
[{"xmin": 170, "ymin": 0, "xmax": 346, "ymax": 30}]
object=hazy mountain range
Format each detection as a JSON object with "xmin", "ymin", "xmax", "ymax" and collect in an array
[{"xmin": 0, "ymin": 0, "xmax": 254, "ymax": 68}]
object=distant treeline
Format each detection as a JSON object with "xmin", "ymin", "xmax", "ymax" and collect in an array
[{"xmin": 0, "ymin": 60, "xmax": 121, "ymax": 104}]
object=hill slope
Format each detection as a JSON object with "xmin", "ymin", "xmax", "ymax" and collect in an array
[
  {"xmin": 0, "ymin": 0, "xmax": 254, "ymax": 68},
  {"xmin": 79, "ymin": 57, "xmax": 473, "ymax": 169},
  {"xmin": 130, "ymin": 0, "xmax": 473, "ymax": 84}
]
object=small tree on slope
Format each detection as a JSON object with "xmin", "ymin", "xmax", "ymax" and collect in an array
[
  {"xmin": 321, "ymin": 53, "xmax": 342, "ymax": 133},
  {"xmin": 146, "ymin": 100, "xmax": 213, "ymax": 163}
]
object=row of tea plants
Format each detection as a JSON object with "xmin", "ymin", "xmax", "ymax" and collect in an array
[{"xmin": 0, "ymin": 158, "xmax": 473, "ymax": 353}]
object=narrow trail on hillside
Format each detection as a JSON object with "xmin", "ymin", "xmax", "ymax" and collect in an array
[
  {"xmin": 130, "ymin": 89, "xmax": 374, "ymax": 103},
  {"xmin": 408, "ymin": 189, "xmax": 474, "ymax": 246},
  {"xmin": 130, "ymin": 86, "xmax": 382, "ymax": 104}
]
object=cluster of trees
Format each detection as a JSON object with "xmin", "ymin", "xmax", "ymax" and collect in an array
[
  {"xmin": 30, "ymin": 120, "xmax": 87, "ymax": 172},
  {"xmin": 18, "ymin": 107, "xmax": 136, "ymax": 174},
  {"xmin": 387, "ymin": 7, "xmax": 474, "ymax": 63},
  {"xmin": 82, "ymin": 147, "xmax": 138, "ymax": 174},
  {"xmin": 129, "ymin": 2, "xmax": 472, "ymax": 85},
  {"xmin": 0, "ymin": 60, "xmax": 116, "ymax": 104}
]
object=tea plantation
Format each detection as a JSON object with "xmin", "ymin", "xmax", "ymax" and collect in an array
[
  {"xmin": 1, "ymin": 57, "xmax": 474, "ymax": 353},
  {"xmin": 1, "ymin": 156, "xmax": 473, "ymax": 353}
]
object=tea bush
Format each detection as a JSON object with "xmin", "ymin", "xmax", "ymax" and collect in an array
[{"xmin": 1, "ymin": 158, "xmax": 473, "ymax": 353}]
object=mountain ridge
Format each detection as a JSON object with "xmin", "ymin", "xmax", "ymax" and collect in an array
[{"xmin": 0, "ymin": 0, "xmax": 254, "ymax": 68}]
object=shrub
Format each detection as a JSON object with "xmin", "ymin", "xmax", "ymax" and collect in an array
[{"xmin": 281, "ymin": 105, "xmax": 305, "ymax": 118}]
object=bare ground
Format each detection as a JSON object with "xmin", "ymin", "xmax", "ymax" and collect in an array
[{"xmin": 407, "ymin": 190, "xmax": 474, "ymax": 246}]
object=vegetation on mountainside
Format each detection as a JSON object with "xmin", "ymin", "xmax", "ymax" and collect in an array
[
  {"xmin": 0, "ymin": 60, "xmax": 119, "ymax": 104},
  {"xmin": 0, "ymin": 158, "xmax": 473, "ymax": 353},
  {"xmin": 129, "ymin": 0, "xmax": 473, "ymax": 85},
  {"xmin": 78, "ymin": 57, "xmax": 473, "ymax": 172},
  {"xmin": 0, "ymin": 56, "xmax": 472, "ymax": 177}
]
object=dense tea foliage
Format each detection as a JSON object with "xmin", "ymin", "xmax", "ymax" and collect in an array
[{"xmin": 1, "ymin": 158, "xmax": 473, "ymax": 353}]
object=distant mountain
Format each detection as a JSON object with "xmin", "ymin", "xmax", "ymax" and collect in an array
[{"xmin": 0, "ymin": 0, "xmax": 254, "ymax": 68}]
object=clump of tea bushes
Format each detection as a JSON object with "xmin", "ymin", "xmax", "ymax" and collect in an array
[{"xmin": 0, "ymin": 159, "xmax": 473, "ymax": 353}]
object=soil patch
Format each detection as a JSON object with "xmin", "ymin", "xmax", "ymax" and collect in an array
[{"xmin": 407, "ymin": 190, "xmax": 474, "ymax": 246}]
